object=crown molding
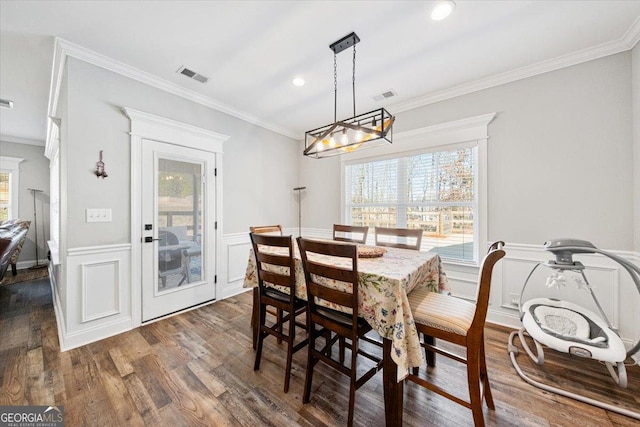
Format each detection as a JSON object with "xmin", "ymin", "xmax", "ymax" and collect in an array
[
  {"xmin": 390, "ymin": 20, "xmax": 640, "ymax": 114},
  {"xmin": 1, "ymin": 134, "xmax": 46, "ymax": 147},
  {"xmin": 395, "ymin": 112, "xmax": 496, "ymax": 141},
  {"xmin": 46, "ymin": 15, "xmax": 640, "ymax": 145},
  {"xmin": 623, "ymin": 16, "xmax": 640, "ymax": 49},
  {"xmin": 48, "ymin": 38, "xmax": 299, "ymax": 140}
]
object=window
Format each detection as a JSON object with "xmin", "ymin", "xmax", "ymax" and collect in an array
[
  {"xmin": 341, "ymin": 113, "xmax": 494, "ymax": 264},
  {"xmin": 0, "ymin": 172, "xmax": 10, "ymax": 221},
  {"xmin": 0, "ymin": 156, "xmax": 24, "ymax": 221}
]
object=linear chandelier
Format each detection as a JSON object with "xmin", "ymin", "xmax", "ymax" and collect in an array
[{"xmin": 304, "ymin": 32, "xmax": 395, "ymax": 159}]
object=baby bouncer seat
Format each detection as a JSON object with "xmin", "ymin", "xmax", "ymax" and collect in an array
[{"xmin": 508, "ymin": 239, "xmax": 640, "ymax": 420}]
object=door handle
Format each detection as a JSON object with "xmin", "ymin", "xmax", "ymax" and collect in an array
[{"xmin": 144, "ymin": 237, "xmax": 162, "ymax": 243}]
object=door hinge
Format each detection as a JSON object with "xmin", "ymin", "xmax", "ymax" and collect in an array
[
  {"xmin": 214, "ymin": 275, "xmax": 217, "ymax": 284},
  {"xmin": 214, "ymin": 168, "xmax": 217, "ymax": 177},
  {"xmin": 215, "ymin": 221, "xmax": 218, "ymax": 230}
]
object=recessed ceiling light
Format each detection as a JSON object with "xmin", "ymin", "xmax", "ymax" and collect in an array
[
  {"xmin": 431, "ymin": 1, "xmax": 455, "ymax": 21},
  {"xmin": 292, "ymin": 77, "xmax": 305, "ymax": 87}
]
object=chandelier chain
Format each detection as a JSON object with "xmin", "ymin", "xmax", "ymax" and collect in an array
[
  {"xmin": 334, "ymin": 52, "xmax": 337, "ymax": 123},
  {"xmin": 352, "ymin": 44, "xmax": 356, "ymax": 118}
]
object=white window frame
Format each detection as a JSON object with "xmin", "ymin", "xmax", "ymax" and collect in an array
[
  {"xmin": 0, "ymin": 156, "xmax": 24, "ymax": 219},
  {"xmin": 340, "ymin": 113, "xmax": 495, "ymax": 265}
]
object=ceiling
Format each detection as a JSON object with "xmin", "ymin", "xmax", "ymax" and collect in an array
[{"xmin": 1, "ymin": 1, "xmax": 639, "ymax": 143}]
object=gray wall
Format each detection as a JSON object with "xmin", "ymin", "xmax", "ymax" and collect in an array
[
  {"xmin": 65, "ymin": 58, "xmax": 298, "ymax": 248},
  {"xmin": 300, "ymin": 52, "xmax": 635, "ymax": 250},
  {"xmin": 633, "ymin": 43, "xmax": 639, "ymax": 253},
  {"xmin": 0, "ymin": 140, "xmax": 50, "ymax": 264}
]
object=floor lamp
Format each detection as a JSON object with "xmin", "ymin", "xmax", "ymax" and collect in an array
[
  {"xmin": 293, "ymin": 186, "xmax": 306, "ymax": 237},
  {"xmin": 28, "ymin": 188, "xmax": 48, "ymax": 269}
]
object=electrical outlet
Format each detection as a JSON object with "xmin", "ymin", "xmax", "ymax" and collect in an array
[
  {"xmin": 86, "ymin": 208, "xmax": 112, "ymax": 223},
  {"xmin": 509, "ymin": 293, "xmax": 520, "ymax": 307}
]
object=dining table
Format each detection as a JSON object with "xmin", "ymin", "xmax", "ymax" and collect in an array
[{"xmin": 243, "ymin": 239, "xmax": 450, "ymax": 426}]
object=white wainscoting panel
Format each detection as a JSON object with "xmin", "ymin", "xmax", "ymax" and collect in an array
[
  {"xmin": 59, "ymin": 244, "xmax": 132, "ymax": 351},
  {"xmin": 81, "ymin": 259, "xmax": 120, "ymax": 322},
  {"xmin": 220, "ymin": 232, "xmax": 251, "ymax": 299},
  {"xmin": 218, "ymin": 231, "xmax": 640, "ymax": 353},
  {"xmin": 227, "ymin": 242, "xmax": 251, "ymax": 283}
]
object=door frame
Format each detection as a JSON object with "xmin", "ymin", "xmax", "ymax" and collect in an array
[{"xmin": 124, "ymin": 107, "xmax": 229, "ymax": 326}]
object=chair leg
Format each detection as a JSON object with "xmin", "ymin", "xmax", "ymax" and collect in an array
[
  {"xmin": 425, "ymin": 335, "xmax": 436, "ymax": 367},
  {"xmin": 303, "ymin": 327, "xmax": 316, "ymax": 404},
  {"xmin": 480, "ymin": 337, "xmax": 495, "ymax": 410},
  {"xmin": 467, "ymin": 346, "xmax": 485, "ymax": 427},
  {"xmin": 251, "ymin": 288, "xmax": 258, "ymax": 350},
  {"xmin": 347, "ymin": 337, "xmax": 358, "ymax": 427},
  {"xmin": 254, "ymin": 304, "xmax": 267, "ymax": 371},
  {"xmin": 277, "ymin": 309, "xmax": 283, "ymax": 344},
  {"xmin": 11, "ymin": 263, "xmax": 17, "ymax": 276},
  {"xmin": 339, "ymin": 337, "xmax": 346, "ymax": 364},
  {"xmin": 283, "ymin": 312, "xmax": 296, "ymax": 393},
  {"xmin": 324, "ymin": 329, "xmax": 332, "ymax": 358}
]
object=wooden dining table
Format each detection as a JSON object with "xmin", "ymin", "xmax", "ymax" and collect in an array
[{"xmin": 243, "ymin": 240, "xmax": 450, "ymax": 426}]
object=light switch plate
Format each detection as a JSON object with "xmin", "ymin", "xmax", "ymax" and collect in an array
[{"xmin": 86, "ymin": 208, "xmax": 112, "ymax": 223}]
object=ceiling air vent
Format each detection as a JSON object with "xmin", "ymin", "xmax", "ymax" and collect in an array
[
  {"xmin": 177, "ymin": 66, "xmax": 209, "ymax": 84},
  {"xmin": 373, "ymin": 89, "xmax": 397, "ymax": 101}
]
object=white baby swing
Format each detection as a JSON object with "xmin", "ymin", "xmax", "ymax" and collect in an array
[{"xmin": 508, "ymin": 239, "xmax": 640, "ymax": 420}]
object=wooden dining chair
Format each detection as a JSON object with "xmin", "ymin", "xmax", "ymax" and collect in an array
[
  {"xmin": 297, "ymin": 237, "xmax": 383, "ymax": 427},
  {"xmin": 250, "ymin": 232, "xmax": 308, "ymax": 393},
  {"xmin": 250, "ymin": 224, "xmax": 282, "ymax": 235},
  {"xmin": 405, "ymin": 241, "xmax": 505, "ymax": 427},
  {"xmin": 374, "ymin": 226, "xmax": 423, "ymax": 250},
  {"xmin": 333, "ymin": 224, "xmax": 369, "ymax": 244},
  {"xmin": 249, "ymin": 225, "xmax": 284, "ymax": 348}
]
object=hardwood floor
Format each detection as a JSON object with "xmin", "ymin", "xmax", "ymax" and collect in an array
[{"xmin": 1, "ymin": 279, "xmax": 638, "ymax": 426}]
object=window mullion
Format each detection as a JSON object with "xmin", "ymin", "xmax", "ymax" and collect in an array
[{"xmin": 397, "ymin": 157, "xmax": 408, "ymax": 228}]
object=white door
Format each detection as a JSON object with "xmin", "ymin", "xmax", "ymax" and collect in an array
[{"xmin": 141, "ymin": 139, "xmax": 216, "ymax": 322}]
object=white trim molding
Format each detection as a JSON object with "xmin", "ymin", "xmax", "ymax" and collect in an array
[
  {"xmin": 126, "ymin": 108, "xmax": 227, "ymax": 325},
  {"xmin": 0, "ymin": 134, "xmax": 45, "ymax": 147},
  {"xmin": 44, "ymin": 16, "xmax": 640, "ymax": 145},
  {"xmin": 48, "ymin": 38, "xmax": 298, "ymax": 140},
  {"xmin": 390, "ymin": 18, "xmax": 640, "ymax": 114},
  {"xmin": 624, "ymin": 16, "xmax": 640, "ymax": 49},
  {"xmin": 81, "ymin": 259, "xmax": 121, "ymax": 322},
  {"xmin": 340, "ymin": 113, "xmax": 494, "ymax": 265}
]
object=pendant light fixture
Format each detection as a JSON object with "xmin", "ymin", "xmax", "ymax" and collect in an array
[{"xmin": 304, "ymin": 32, "xmax": 395, "ymax": 159}]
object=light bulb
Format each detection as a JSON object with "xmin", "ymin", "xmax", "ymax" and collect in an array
[
  {"xmin": 431, "ymin": 1, "xmax": 455, "ymax": 21},
  {"xmin": 329, "ymin": 136, "xmax": 336, "ymax": 148},
  {"xmin": 317, "ymin": 140, "xmax": 325, "ymax": 151},
  {"xmin": 355, "ymin": 129, "xmax": 363, "ymax": 142},
  {"xmin": 341, "ymin": 130, "xmax": 349, "ymax": 145}
]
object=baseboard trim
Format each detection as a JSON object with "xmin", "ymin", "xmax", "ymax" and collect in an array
[
  {"xmin": 15, "ymin": 259, "xmax": 50, "ymax": 270},
  {"xmin": 58, "ymin": 317, "xmax": 133, "ymax": 352},
  {"xmin": 50, "ymin": 278, "xmax": 67, "ymax": 351}
]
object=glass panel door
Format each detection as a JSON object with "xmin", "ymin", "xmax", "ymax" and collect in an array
[{"xmin": 141, "ymin": 139, "xmax": 216, "ymax": 322}]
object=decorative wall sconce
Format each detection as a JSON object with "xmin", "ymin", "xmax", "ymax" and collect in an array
[{"xmin": 95, "ymin": 150, "xmax": 108, "ymax": 178}]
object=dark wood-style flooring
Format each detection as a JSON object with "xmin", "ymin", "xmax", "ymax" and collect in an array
[{"xmin": 1, "ymin": 278, "xmax": 639, "ymax": 426}]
